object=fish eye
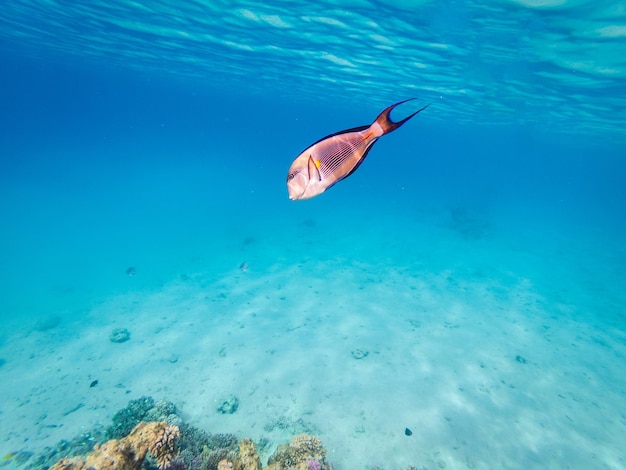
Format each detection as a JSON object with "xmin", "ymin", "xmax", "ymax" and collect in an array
[{"xmin": 287, "ymin": 172, "xmax": 295, "ymax": 182}]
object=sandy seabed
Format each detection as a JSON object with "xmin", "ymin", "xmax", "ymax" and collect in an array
[{"xmin": 1, "ymin": 216, "xmax": 625, "ymax": 470}]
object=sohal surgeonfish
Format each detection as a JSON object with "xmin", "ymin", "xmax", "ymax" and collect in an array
[{"xmin": 286, "ymin": 99, "xmax": 428, "ymax": 200}]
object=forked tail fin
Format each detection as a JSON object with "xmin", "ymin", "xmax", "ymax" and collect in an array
[{"xmin": 375, "ymin": 98, "xmax": 429, "ymax": 134}]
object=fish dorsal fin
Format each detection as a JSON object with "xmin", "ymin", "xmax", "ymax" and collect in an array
[
  {"xmin": 308, "ymin": 155, "xmax": 321, "ymax": 181},
  {"xmin": 308, "ymin": 124, "xmax": 370, "ymax": 148}
]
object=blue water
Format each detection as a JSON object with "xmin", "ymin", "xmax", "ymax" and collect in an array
[{"xmin": 1, "ymin": 1, "xmax": 625, "ymax": 469}]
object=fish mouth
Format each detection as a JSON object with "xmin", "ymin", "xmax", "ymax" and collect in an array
[
  {"xmin": 287, "ymin": 170, "xmax": 310, "ymax": 200},
  {"xmin": 287, "ymin": 182, "xmax": 304, "ymax": 200}
]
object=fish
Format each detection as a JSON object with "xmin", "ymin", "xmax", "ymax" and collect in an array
[{"xmin": 286, "ymin": 99, "xmax": 428, "ymax": 200}]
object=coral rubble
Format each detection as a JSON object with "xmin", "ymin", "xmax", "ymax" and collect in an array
[
  {"xmin": 50, "ymin": 421, "xmax": 179, "ymax": 470},
  {"xmin": 109, "ymin": 327, "xmax": 131, "ymax": 343},
  {"xmin": 216, "ymin": 394, "xmax": 240, "ymax": 414}
]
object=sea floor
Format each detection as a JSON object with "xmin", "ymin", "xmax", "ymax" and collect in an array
[{"xmin": 1, "ymin": 209, "xmax": 625, "ymax": 469}]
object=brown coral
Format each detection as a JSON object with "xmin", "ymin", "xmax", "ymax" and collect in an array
[
  {"xmin": 149, "ymin": 421, "xmax": 180, "ymax": 469},
  {"xmin": 235, "ymin": 438, "xmax": 261, "ymax": 470},
  {"xmin": 266, "ymin": 433, "xmax": 327, "ymax": 470},
  {"xmin": 50, "ymin": 421, "xmax": 179, "ymax": 470}
]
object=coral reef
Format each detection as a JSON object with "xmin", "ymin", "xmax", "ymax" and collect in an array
[
  {"xmin": 50, "ymin": 421, "xmax": 179, "ymax": 470},
  {"xmin": 305, "ymin": 460, "xmax": 321, "ymax": 470},
  {"xmin": 167, "ymin": 420, "xmax": 241, "ymax": 470},
  {"xmin": 193, "ymin": 436, "xmax": 261, "ymax": 470},
  {"xmin": 107, "ymin": 396, "xmax": 155, "ymax": 439},
  {"xmin": 150, "ymin": 422, "xmax": 181, "ymax": 468},
  {"xmin": 146, "ymin": 400, "xmax": 183, "ymax": 426},
  {"xmin": 106, "ymin": 396, "xmax": 182, "ymax": 440},
  {"xmin": 266, "ymin": 434, "xmax": 328, "ymax": 470},
  {"xmin": 235, "ymin": 439, "xmax": 261, "ymax": 470},
  {"xmin": 193, "ymin": 446, "xmax": 237, "ymax": 470},
  {"xmin": 21, "ymin": 397, "xmax": 342, "ymax": 470},
  {"xmin": 175, "ymin": 422, "xmax": 238, "ymax": 470}
]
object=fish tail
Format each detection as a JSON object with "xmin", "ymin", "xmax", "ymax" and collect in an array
[{"xmin": 375, "ymin": 98, "xmax": 429, "ymax": 134}]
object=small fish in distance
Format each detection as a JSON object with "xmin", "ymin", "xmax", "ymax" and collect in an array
[{"xmin": 286, "ymin": 99, "xmax": 428, "ymax": 200}]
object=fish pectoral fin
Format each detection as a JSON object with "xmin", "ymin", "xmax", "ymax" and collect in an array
[{"xmin": 308, "ymin": 155, "xmax": 322, "ymax": 181}]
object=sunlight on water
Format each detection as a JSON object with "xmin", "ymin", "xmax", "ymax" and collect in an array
[{"xmin": 1, "ymin": 0, "xmax": 625, "ymax": 138}]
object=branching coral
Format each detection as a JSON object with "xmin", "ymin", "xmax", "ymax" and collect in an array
[
  {"xmin": 50, "ymin": 421, "xmax": 179, "ymax": 470},
  {"xmin": 149, "ymin": 421, "xmax": 180, "ymax": 469}
]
